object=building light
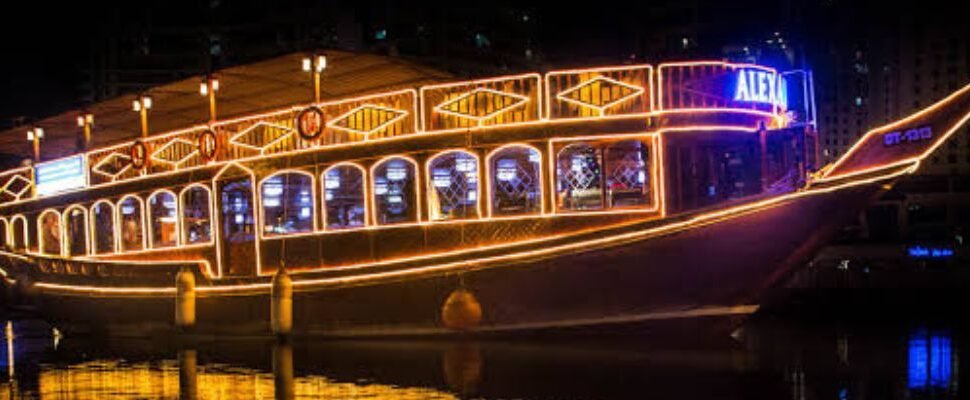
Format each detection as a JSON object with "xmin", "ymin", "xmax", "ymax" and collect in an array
[{"xmin": 200, "ymin": 82, "xmax": 208, "ymax": 96}]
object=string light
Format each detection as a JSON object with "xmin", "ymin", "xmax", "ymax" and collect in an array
[{"xmin": 6, "ymin": 61, "xmax": 969, "ymax": 292}]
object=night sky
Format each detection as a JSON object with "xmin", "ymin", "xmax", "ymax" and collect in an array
[{"xmin": 0, "ymin": 0, "xmax": 962, "ymax": 131}]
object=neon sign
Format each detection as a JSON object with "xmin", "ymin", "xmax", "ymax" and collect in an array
[
  {"xmin": 884, "ymin": 126, "xmax": 933, "ymax": 147},
  {"xmin": 35, "ymin": 155, "xmax": 87, "ymax": 196},
  {"xmin": 907, "ymin": 245, "xmax": 953, "ymax": 259},
  {"xmin": 733, "ymin": 68, "xmax": 787, "ymax": 109}
]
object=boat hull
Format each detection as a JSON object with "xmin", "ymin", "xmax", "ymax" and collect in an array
[{"xmin": 17, "ymin": 183, "xmax": 881, "ymax": 337}]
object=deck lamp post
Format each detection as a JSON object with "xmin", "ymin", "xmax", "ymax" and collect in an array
[
  {"xmin": 132, "ymin": 95, "xmax": 153, "ymax": 138},
  {"xmin": 26, "ymin": 127, "xmax": 44, "ymax": 163},
  {"xmin": 301, "ymin": 54, "xmax": 327, "ymax": 103},
  {"xmin": 199, "ymin": 75, "xmax": 220, "ymax": 123},
  {"xmin": 76, "ymin": 113, "xmax": 94, "ymax": 151}
]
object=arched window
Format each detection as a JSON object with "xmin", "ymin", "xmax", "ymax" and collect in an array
[
  {"xmin": 261, "ymin": 172, "xmax": 314, "ymax": 236},
  {"xmin": 118, "ymin": 196, "xmax": 145, "ymax": 252},
  {"xmin": 556, "ymin": 143, "xmax": 603, "ymax": 210},
  {"xmin": 489, "ymin": 145, "xmax": 542, "ymax": 216},
  {"xmin": 10, "ymin": 215, "xmax": 27, "ymax": 251},
  {"xmin": 0, "ymin": 218, "xmax": 7, "ymax": 249},
  {"xmin": 64, "ymin": 206, "xmax": 88, "ymax": 256},
  {"xmin": 323, "ymin": 164, "xmax": 366, "ymax": 229},
  {"xmin": 604, "ymin": 140, "xmax": 652, "ymax": 208},
  {"xmin": 91, "ymin": 201, "xmax": 116, "ymax": 254},
  {"xmin": 427, "ymin": 151, "xmax": 479, "ymax": 221},
  {"xmin": 149, "ymin": 191, "xmax": 178, "ymax": 248},
  {"xmin": 372, "ymin": 157, "xmax": 418, "ymax": 225},
  {"xmin": 181, "ymin": 185, "xmax": 212, "ymax": 244},
  {"xmin": 38, "ymin": 209, "xmax": 62, "ymax": 255}
]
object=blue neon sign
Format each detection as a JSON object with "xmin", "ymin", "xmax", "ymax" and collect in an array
[
  {"xmin": 907, "ymin": 245, "xmax": 954, "ymax": 259},
  {"xmin": 35, "ymin": 155, "xmax": 87, "ymax": 196},
  {"xmin": 733, "ymin": 68, "xmax": 788, "ymax": 109}
]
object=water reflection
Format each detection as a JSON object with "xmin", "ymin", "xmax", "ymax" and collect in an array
[
  {"xmin": 0, "ymin": 315, "xmax": 967, "ymax": 399},
  {"xmin": 908, "ymin": 330, "xmax": 957, "ymax": 394}
]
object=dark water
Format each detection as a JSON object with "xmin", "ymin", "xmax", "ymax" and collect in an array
[{"xmin": 0, "ymin": 300, "xmax": 966, "ymax": 399}]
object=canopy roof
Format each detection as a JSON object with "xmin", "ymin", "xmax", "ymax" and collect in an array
[{"xmin": 0, "ymin": 51, "xmax": 452, "ymax": 163}]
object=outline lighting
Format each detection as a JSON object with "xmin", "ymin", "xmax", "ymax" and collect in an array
[
  {"xmin": 555, "ymin": 76, "xmax": 646, "ymax": 116},
  {"xmin": 326, "ymin": 104, "xmax": 410, "ymax": 137}
]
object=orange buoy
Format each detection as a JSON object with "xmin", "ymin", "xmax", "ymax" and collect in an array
[{"xmin": 441, "ymin": 289, "xmax": 482, "ymax": 331}]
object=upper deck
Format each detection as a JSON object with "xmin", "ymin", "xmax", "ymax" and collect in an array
[{"xmin": 0, "ymin": 60, "xmax": 810, "ymax": 210}]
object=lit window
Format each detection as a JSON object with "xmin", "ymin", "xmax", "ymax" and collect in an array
[
  {"xmin": 373, "ymin": 157, "xmax": 417, "ymax": 225},
  {"xmin": 604, "ymin": 140, "xmax": 652, "ymax": 208},
  {"xmin": 489, "ymin": 145, "xmax": 542, "ymax": 216},
  {"xmin": 323, "ymin": 164, "xmax": 366, "ymax": 229},
  {"xmin": 0, "ymin": 218, "xmax": 7, "ymax": 249},
  {"xmin": 11, "ymin": 216, "xmax": 27, "ymax": 251},
  {"xmin": 64, "ymin": 207, "xmax": 88, "ymax": 256},
  {"xmin": 38, "ymin": 210, "xmax": 62, "ymax": 255},
  {"xmin": 556, "ymin": 143, "xmax": 603, "ymax": 210},
  {"xmin": 91, "ymin": 202, "xmax": 115, "ymax": 254},
  {"xmin": 261, "ymin": 172, "xmax": 314, "ymax": 236},
  {"xmin": 119, "ymin": 196, "xmax": 145, "ymax": 252},
  {"xmin": 149, "ymin": 191, "xmax": 178, "ymax": 248},
  {"xmin": 427, "ymin": 151, "xmax": 479, "ymax": 221},
  {"xmin": 181, "ymin": 186, "xmax": 212, "ymax": 244}
]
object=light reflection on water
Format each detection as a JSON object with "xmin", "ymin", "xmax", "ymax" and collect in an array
[{"xmin": 0, "ymin": 316, "xmax": 965, "ymax": 399}]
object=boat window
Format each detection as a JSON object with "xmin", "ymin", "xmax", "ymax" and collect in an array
[
  {"xmin": 372, "ymin": 157, "xmax": 418, "ymax": 225},
  {"xmin": 604, "ymin": 140, "xmax": 652, "ymax": 208},
  {"xmin": 427, "ymin": 151, "xmax": 479, "ymax": 221},
  {"xmin": 38, "ymin": 210, "xmax": 62, "ymax": 255},
  {"xmin": 0, "ymin": 218, "xmax": 7, "ymax": 250},
  {"xmin": 664, "ymin": 132, "xmax": 763, "ymax": 213},
  {"xmin": 119, "ymin": 196, "xmax": 145, "ymax": 252},
  {"xmin": 181, "ymin": 186, "xmax": 212, "ymax": 244},
  {"xmin": 64, "ymin": 207, "xmax": 88, "ymax": 256},
  {"xmin": 261, "ymin": 172, "xmax": 314, "ymax": 236},
  {"xmin": 91, "ymin": 202, "xmax": 115, "ymax": 254},
  {"xmin": 149, "ymin": 191, "xmax": 178, "ymax": 248},
  {"xmin": 489, "ymin": 145, "xmax": 542, "ymax": 216},
  {"xmin": 10, "ymin": 216, "xmax": 27, "ymax": 251},
  {"xmin": 323, "ymin": 164, "xmax": 366, "ymax": 229},
  {"xmin": 556, "ymin": 143, "xmax": 603, "ymax": 211}
]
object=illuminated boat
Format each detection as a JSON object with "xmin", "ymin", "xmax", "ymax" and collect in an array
[{"xmin": 2, "ymin": 52, "xmax": 969, "ymax": 337}]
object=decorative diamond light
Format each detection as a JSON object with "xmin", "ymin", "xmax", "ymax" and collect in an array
[
  {"xmin": 556, "ymin": 76, "xmax": 644, "ymax": 115},
  {"xmin": 151, "ymin": 138, "xmax": 199, "ymax": 167},
  {"xmin": 92, "ymin": 152, "xmax": 132, "ymax": 180},
  {"xmin": 229, "ymin": 122, "xmax": 295, "ymax": 154},
  {"xmin": 435, "ymin": 88, "xmax": 529, "ymax": 125},
  {"xmin": 328, "ymin": 105, "xmax": 408, "ymax": 136},
  {"xmin": 1, "ymin": 174, "xmax": 33, "ymax": 199}
]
